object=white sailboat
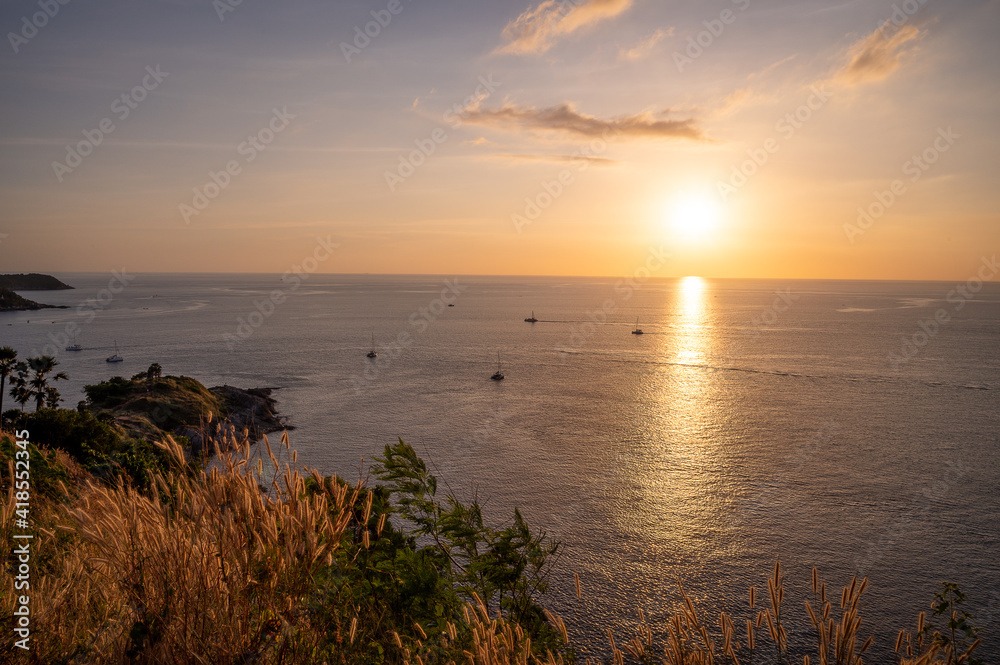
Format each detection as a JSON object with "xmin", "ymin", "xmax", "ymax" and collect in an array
[
  {"xmin": 490, "ymin": 351, "xmax": 505, "ymax": 381},
  {"xmin": 106, "ymin": 340, "xmax": 123, "ymax": 363}
]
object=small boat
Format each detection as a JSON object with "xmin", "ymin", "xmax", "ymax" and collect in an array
[
  {"xmin": 66, "ymin": 334, "xmax": 82, "ymax": 351},
  {"xmin": 106, "ymin": 340, "xmax": 123, "ymax": 363},
  {"xmin": 631, "ymin": 317, "xmax": 644, "ymax": 335},
  {"xmin": 366, "ymin": 333, "xmax": 377, "ymax": 358},
  {"xmin": 490, "ymin": 351, "xmax": 505, "ymax": 381},
  {"xmin": 448, "ymin": 303, "xmax": 455, "ymax": 307},
  {"xmin": 524, "ymin": 311, "xmax": 538, "ymax": 323}
]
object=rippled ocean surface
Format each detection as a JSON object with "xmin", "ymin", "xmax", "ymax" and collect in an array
[{"xmin": 3, "ymin": 273, "xmax": 999, "ymax": 659}]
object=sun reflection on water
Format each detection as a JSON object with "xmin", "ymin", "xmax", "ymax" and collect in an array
[
  {"xmin": 674, "ymin": 276, "xmax": 709, "ymax": 364},
  {"xmin": 614, "ymin": 276, "xmax": 734, "ymax": 579}
]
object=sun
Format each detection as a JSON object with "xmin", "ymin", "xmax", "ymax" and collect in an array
[{"xmin": 666, "ymin": 191, "xmax": 722, "ymax": 242}]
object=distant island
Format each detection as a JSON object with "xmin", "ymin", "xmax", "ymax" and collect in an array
[
  {"xmin": 0, "ymin": 272, "xmax": 73, "ymax": 290},
  {"xmin": 0, "ymin": 286, "xmax": 69, "ymax": 312}
]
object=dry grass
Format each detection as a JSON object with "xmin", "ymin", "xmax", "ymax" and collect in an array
[
  {"xmin": 573, "ymin": 561, "xmax": 981, "ymax": 665},
  {"xmin": 0, "ymin": 427, "xmax": 986, "ymax": 664},
  {"xmin": 3, "ymin": 428, "xmax": 362, "ymax": 663}
]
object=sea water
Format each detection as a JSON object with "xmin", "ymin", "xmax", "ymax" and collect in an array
[{"xmin": 2, "ymin": 272, "xmax": 998, "ymax": 660}]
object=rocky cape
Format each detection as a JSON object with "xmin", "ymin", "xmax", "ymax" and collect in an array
[
  {"xmin": 82, "ymin": 373, "xmax": 292, "ymax": 453},
  {"xmin": 203, "ymin": 384, "xmax": 293, "ymax": 443},
  {"xmin": 0, "ymin": 287, "xmax": 70, "ymax": 312}
]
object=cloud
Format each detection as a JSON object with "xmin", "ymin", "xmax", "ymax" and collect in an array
[
  {"xmin": 463, "ymin": 137, "xmax": 499, "ymax": 147},
  {"xmin": 834, "ymin": 23, "xmax": 926, "ymax": 86},
  {"xmin": 458, "ymin": 101, "xmax": 706, "ymax": 141},
  {"xmin": 712, "ymin": 56, "xmax": 797, "ymax": 117},
  {"xmin": 486, "ymin": 153, "xmax": 619, "ymax": 166},
  {"xmin": 496, "ymin": 0, "xmax": 634, "ymax": 55},
  {"xmin": 618, "ymin": 28, "xmax": 672, "ymax": 61},
  {"xmin": 716, "ymin": 88, "xmax": 753, "ymax": 116}
]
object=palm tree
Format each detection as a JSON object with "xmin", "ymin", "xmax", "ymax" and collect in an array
[
  {"xmin": 0, "ymin": 346, "xmax": 17, "ymax": 423},
  {"xmin": 44, "ymin": 386, "xmax": 62, "ymax": 409},
  {"xmin": 8, "ymin": 362, "xmax": 30, "ymax": 411},
  {"xmin": 19, "ymin": 356, "xmax": 69, "ymax": 411}
]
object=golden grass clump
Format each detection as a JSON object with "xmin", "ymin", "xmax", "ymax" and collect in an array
[
  {"xmin": 588, "ymin": 562, "xmax": 979, "ymax": 665},
  {"xmin": 4, "ymin": 430, "xmax": 361, "ymax": 663}
]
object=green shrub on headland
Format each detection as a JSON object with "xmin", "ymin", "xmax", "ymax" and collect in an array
[{"xmin": 3, "ymin": 407, "xmax": 173, "ymax": 489}]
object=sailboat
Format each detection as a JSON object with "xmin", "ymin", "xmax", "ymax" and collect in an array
[
  {"xmin": 490, "ymin": 351, "xmax": 505, "ymax": 381},
  {"xmin": 366, "ymin": 333, "xmax": 378, "ymax": 358},
  {"xmin": 631, "ymin": 317, "xmax": 644, "ymax": 335},
  {"xmin": 106, "ymin": 340, "xmax": 123, "ymax": 363},
  {"xmin": 524, "ymin": 311, "xmax": 538, "ymax": 323},
  {"xmin": 65, "ymin": 334, "xmax": 82, "ymax": 351}
]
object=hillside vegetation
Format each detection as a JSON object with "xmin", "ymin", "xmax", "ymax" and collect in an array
[{"xmin": 0, "ymin": 273, "xmax": 73, "ymax": 290}]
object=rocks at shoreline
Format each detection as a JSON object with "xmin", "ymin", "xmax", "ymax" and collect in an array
[
  {"xmin": 174, "ymin": 386, "xmax": 293, "ymax": 452},
  {"xmin": 209, "ymin": 384, "xmax": 294, "ymax": 439}
]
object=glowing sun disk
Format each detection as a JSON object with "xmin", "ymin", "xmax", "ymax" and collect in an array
[{"xmin": 668, "ymin": 192, "xmax": 722, "ymax": 242}]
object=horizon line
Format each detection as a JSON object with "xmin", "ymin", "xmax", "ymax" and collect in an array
[{"xmin": 7, "ymin": 270, "xmax": 995, "ymax": 285}]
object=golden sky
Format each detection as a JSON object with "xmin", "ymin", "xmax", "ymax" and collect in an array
[{"xmin": 1, "ymin": 0, "xmax": 997, "ymax": 279}]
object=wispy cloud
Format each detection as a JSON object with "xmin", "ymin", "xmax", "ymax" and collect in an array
[
  {"xmin": 486, "ymin": 153, "xmax": 619, "ymax": 166},
  {"xmin": 716, "ymin": 88, "xmax": 754, "ymax": 117},
  {"xmin": 834, "ymin": 23, "xmax": 926, "ymax": 87},
  {"xmin": 618, "ymin": 28, "xmax": 672, "ymax": 61},
  {"xmin": 713, "ymin": 55, "xmax": 797, "ymax": 116},
  {"xmin": 496, "ymin": 0, "xmax": 634, "ymax": 55},
  {"xmin": 458, "ymin": 101, "xmax": 706, "ymax": 141},
  {"xmin": 464, "ymin": 137, "xmax": 498, "ymax": 147}
]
